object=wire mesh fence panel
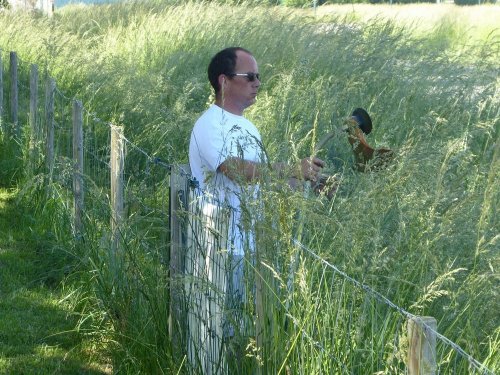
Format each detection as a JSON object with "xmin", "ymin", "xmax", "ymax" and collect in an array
[
  {"xmin": 73, "ymin": 110, "xmax": 112, "ymax": 240},
  {"xmin": 121, "ymin": 138, "xmax": 171, "ymax": 258},
  {"xmin": 50, "ymin": 90, "xmax": 73, "ymax": 192},
  {"xmin": 83, "ymin": 111, "xmax": 111, "ymax": 189},
  {"xmin": 185, "ymin": 192, "xmax": 230, "ymax": 374},
  {"xmin": 14, "ymin": 53, "xmax": 29, "ymax": 140},
  {"xmin": 168, "ymin": 171, "xmax": 258, "ymax": 375}
]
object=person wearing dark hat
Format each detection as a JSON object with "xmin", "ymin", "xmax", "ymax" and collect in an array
[{"xmin": 344, "ymin": 108, "xmax": 394, "ymax": 172}]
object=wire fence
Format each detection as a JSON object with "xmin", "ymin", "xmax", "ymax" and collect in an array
[
  {"xmin": 170, "ymin": 165, "xmax": 496, "ymax": 374},
  {"xmin": 0, "ymin": 48, "xmax": 496, "ymax": 375}
]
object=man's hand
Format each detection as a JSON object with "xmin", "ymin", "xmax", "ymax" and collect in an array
[{"xmin": 299, "ymin": 156, "xmax": 325, "ymax": 182}]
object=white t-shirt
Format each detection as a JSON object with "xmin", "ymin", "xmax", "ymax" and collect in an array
[{"xmin": 189, "ymin": 104, "xmax": 265, "ymax": 255}]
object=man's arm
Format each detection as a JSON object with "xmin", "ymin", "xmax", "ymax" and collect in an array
[{"xmin": 217, "ymin": 156, "xmax": 325, "ymax": 184}]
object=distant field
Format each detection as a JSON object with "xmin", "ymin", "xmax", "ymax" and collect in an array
[
  {"xmin": 314, "ymin": 3, "xmax": 499, "ymax": 42},
  {"xmin": 56, "ymin": 0, "xmax": 120, "ymax": 6}
]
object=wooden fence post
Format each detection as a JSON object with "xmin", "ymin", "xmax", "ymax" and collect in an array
[
  {"xmin": 408, "ymin": 316, "xmax": 437, "ymax": 375},
  {"xmin": 29, "ymin": 64, "xmax": 39, "ymax": 175},
  {"xmin": 9, "ymin": 52, "xmax": 18, "ymax": 138},
  {"xmin": 169, "ymin": 164, "xmax": 190, "ymax": 361},
  {"xmin": 73, "ymin": 100, "xmax": 84, "ymax": 238},
  {"xmin": 45, "ymin": 77, "xmax": 55, "ymax": 186},
  {"xmin": 110, "ymin": 125, "xmax": 125, "ymax": 254}
]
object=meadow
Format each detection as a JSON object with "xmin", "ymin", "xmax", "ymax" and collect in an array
[{"xmin": 0, "ymin": 1, "xmax": 498, "ymax": 373}]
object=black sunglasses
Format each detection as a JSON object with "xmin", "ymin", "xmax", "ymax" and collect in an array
[{"xmin": 228, "ymin": 72, "xmax": 261, "ymax": 82}]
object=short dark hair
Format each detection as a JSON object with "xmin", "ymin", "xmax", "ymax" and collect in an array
[{"xmin": 207, "ymin": 47, "xmax": 252, "ymax": 94}]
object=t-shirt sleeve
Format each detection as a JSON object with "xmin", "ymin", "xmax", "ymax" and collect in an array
[{"xmin": 191, "ymin": 118, "xmax": 232, "ymax": 173}]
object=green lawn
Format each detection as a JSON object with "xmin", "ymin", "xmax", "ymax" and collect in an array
[{"xmin": 0, "ymin": 189, "xmax": 110, "ymax": 374}]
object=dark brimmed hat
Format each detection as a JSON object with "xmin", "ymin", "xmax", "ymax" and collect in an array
[{"xmin": 352, "ymin": 108, "xmax": 372, "ymax": 135}]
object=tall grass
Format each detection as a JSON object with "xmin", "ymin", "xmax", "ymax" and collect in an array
[{"xmin": 0, "ymin": 1, "xmax": 498, "ymax": 373}]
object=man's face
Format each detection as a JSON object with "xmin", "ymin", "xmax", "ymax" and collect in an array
[{"xmin": 224, "ymin": 50, "xmax": 261, "ymax": 113}]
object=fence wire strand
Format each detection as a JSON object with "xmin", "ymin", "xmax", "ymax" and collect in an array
[{"xmin": 293, "ymin": 238, "xmax": 495, "ymax": 375}]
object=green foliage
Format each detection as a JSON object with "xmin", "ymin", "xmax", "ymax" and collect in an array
[
  {"xmin": 0, "ymin": 137, "xmax": 20, "ymax": 187},
  {"xmin": 0, "ymin": 1, "xmax": 498, "ymax": 373},
  {"xmin": 0, "ymin": 189, "xmax": 110, "ymax": 373},
  {"xmin": 454, "ymin": 0, "xmax": 492, "ymax": 4},
  {"xmin": 370, "ymin": 0, "xmax": 435, "ymax": 3},
  {"xmin": 283, "ymin": 0, "xmax": 365, "ymax": 7}
]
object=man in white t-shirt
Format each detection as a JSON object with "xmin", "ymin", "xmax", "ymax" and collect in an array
[
  {"xmin": 188, "ymin": 47, "xmax": 324, "ymax": 370},
  {"xmin": 189, "ymin": 47, "xmax": 324, "ymax": 241}
]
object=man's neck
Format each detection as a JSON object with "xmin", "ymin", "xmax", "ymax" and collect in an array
[{"xmin": 215, "ymin": 99, "xmax": 243, "ymax": 116}]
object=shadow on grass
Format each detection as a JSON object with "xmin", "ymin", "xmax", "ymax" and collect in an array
[
  {"xmin": 0, "ymin": 189, "xmax": 111, "ymax": 374},
  {"xmin": 0, "ymin": 135, "xmax": 23, "ymax": 189}
]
